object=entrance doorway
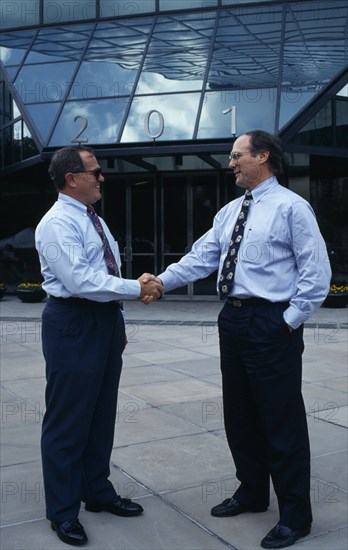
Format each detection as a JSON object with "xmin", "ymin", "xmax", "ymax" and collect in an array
[{"xmin": 102, "ymin": 170, "xmax": 234, "ymax": 297}]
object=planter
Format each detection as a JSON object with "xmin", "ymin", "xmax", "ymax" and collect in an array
[
  {"xmin": 16, "ymin": 288, "xmax": 47, "ymax": 303},
  {"xmin": 321, "ymin": 293, "xmax": 348, "ymax": 308}
]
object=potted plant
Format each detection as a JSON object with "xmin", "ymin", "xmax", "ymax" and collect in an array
[
  {"xmin": 322, "ymin": 283, "xmax": 348, "ymax": 308},
  {"xmin": 16, "ymin": 282, "xmax": 47, "ymax": 303},
  {"xmin": 0, "ymin": 282, "xmax": 6, "ymax": 300}
]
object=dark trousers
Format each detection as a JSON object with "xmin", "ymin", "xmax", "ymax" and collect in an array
[
  {"xmin": 218, "ymin": 301, "xmax": 312, "ymax": 529},
  {"xmin": 41, "ymin": 298, "xmax": 125, "ymax": 523}
]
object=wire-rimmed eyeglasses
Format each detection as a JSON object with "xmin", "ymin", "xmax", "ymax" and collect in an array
[{"xmin": 228, "ymin": 152, "xmax": 248, "ymax": 162}]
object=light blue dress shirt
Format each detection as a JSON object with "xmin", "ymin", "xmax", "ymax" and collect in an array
[
  {"xmin": 35, "ymin": 194, "xmax": 141, "ymax": 301},
  {"xmin": 159, "ymin": 177, "xmax": 331, "ymax": 329}
]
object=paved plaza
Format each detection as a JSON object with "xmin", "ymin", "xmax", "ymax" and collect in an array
[{"xmin": 0, "ymin": 296, "xmax": 347, "ymax": 549}]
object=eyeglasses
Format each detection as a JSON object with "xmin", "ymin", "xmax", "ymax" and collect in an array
[
  {"xmin": 228, "ymin": 152, "xmax": 249, "ymax": 162},
  {"xmin": 71, "ymin": 167, "xmax": 103, "ymax": 179}
]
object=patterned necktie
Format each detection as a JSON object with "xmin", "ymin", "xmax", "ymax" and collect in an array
[
  {"xmin": 87, "ymin": 205, "xmax": 120, "ymax": 277},
  {"xmin": 219, "ymin": 192, "xmax": 253, "ymax": 300}
]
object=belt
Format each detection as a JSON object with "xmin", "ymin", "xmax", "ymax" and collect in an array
[
  {"xmin": 49, "ymin": 296, "xmax": 119, "ymax": 306},
  {"xmin": 226, "ymin": 297, "xmax": 288, "ymax": 308}
]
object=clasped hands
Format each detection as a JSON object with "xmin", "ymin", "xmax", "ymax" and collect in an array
[{"xmin": 138, "ymin": 273, "xmax": 163, "ymax": 304}]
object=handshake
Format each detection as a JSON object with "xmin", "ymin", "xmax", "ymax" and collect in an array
[{"xmin": 137, "ymin": 273, "xmax": 164, "ymax": 304}]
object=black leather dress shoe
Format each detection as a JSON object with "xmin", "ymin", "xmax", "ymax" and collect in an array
[
  {"xmin": 85, "ymin": 495, "xmax": 143, "ymax": 517},
  {"xmin": 211, "ymin": 497, "xmax": 268, "ymax": 517},
  {"xmin": 261, "ymin": 523, "xmax": 311, "ymax": 548},
  {"xmin": 51, "ymin": 519, "xmax": 87, "ymax": 546}
]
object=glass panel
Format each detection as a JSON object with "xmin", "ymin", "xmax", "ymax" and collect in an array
[
  {"xmin": 26, "ymin": 103, "xmax": 61, "ymax": 143},
  {"xmin": 100, "ymin": 0, "xmax": 155, "ymax": 18},
  {"xmin": 279, "ymin": 87, "xmax": 317, "ymax": 130},
  {"xmin": 43, "ymin": 0, "xmax": 96, "ymax": 24},
  {"xmin": 0, "ymin": 30, "xmax": 35, "ymax": 65},
  {"xmin": 198, "ymin": 89, "xmax": 276, "ymax": 139},
  {"xmin": 3, "ymin": 67, "xmax": 19, "ymax": 81},
  {"xmin": 131, "ymin": 256, "xmax": 155, "ymax": 280},
  {"xmin": 68, "ymin": 61, "xmax": 136, "ymax": 100},
  {"xmin": 14, "ymin": 61, "xmax": 77, "ymax": 103},
  {"xmin": 137, "ymin": 69, "xmax": 203, "ymax": 94},
  {"xmin": 192, "ymin": 175, "xmax": 217, "ymax": 242},
  {"xmin": 3, "ymin": 125, "xmax": 21, "ymax": 165},
  {"xmin": 13, "ymin": 100, "xmax": 21, "ymax": 118},
  {"xmin": 0, "ymin": 1, "xmax": 39, "ymax": 29},
  {"xmin": 163, "ymin": 255, "xmax": 188, "ymax": 295},
  {"xmin": 68, "ymin": 19, "xmax": 153, "ymax": 100},
  {"xmin": 209, "ymin": 6, "xmax": 282, "ymax": 91},
  {"xmin": 121, "ymin": 93, "xmax": 201, "ymax": 142},
  {"xmin": 13, "ymin": 120, "xmax": 22, "ymax": 162},
  {"xmin": 283, "ymin": 1, "xmax": 347, "ymax": 93},
  {"xmin": 175, "ymin": 156, "xmax": 216, "ymax": 171},
  {"xmin": 295, "ymin": 103, "xmax": 333, "ymax": 147},
  {"xmin": 2, "ymin": 85, "xmax": 12, "ymax": 125},
  {"xmin": 49, "ymin": 99, "xmax": 128, "ymax": 146},
  {"xmin": 337, "ymin": 84, "xmax": 348, "ymax": 97},
  {"xmin": 335, "ymin": 97, "xmax": 348, "ymax": 149},
  {"xmin": 162, "ymin": 175, "xmax": 188, "ymax": 295},
  {"xmin": 192, "ymin": 175, "xmax": 218, "ymax": 295},
  {"xmin": 160, "ymin": 0, "xmax": 217, "ymax": 8},
  {"xmin": 131, "ymin": 179, "xmax": 155, "ymax": 254},
  {"xmin": 22, "ymin": 122, "xmax": 39, "ymax": 159},
  {"xmin": 102, "ymin": 175, "xmax": 126, "ymax": 254},
  {"xmin": 90, "ymin": 18, "xmax": 153, "ymax": 51},
  {"xmin": 25, "ymin": 26, "xmax": 92, "ymax": 63},
  {"xmin": 310, "ymin": 158, "xmax": 348, "ymax": 284},
  {"xmin": 222, "ymin": 0, "xmax": 277, "ymax": 4},
  {"xmin": 138, "ymin": 13, "xmax": 215, "ymax": 94},
  {"xmin": 163, "ymin": 176, "xmax": 187, "ymax": 255}
]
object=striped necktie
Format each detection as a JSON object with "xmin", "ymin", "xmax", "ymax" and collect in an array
[{"xmin": 87, "ymin": 205, "xmax": 120, "ymax": 277}]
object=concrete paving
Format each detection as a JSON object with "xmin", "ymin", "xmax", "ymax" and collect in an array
[{"xmin": 0, "ymin": 295, "xmax": 347, "ymax": 550}]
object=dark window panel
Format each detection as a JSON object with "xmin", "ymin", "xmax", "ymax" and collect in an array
[
  {"xmin": 279, "ymin": 88, "xmax": 317, "ymax": 129},
  {"xmin": 335, "ymin": 97, "xmax": 348, "ymax": 149}
]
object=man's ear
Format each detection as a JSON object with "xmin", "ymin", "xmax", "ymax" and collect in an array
[
  {"xmin": 65, "ymin": 172, "xmax": 77, "ymax": 189},
  {"xmin": 258, "ymin": 150, "xmax": 270, "ymax": 165}
]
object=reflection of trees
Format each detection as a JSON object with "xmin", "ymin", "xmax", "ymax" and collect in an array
[
  {"xmin": 23, "ymin": 136, "xmax": 39, "ymax": 158},
  {"xmin": 4, "ymin": 132, "xmax": 38, "ymax": 165}
]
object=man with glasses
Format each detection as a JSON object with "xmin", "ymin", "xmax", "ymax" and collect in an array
[
  {"xmin": 144, "ymin": 130, "xmax": 331, "ymax": 549},
  {"xmin": 35, "ymin": 146, "xmax": 163, "ymax": 546}
]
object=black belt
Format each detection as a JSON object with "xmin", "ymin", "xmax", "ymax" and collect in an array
[
  {"xmin": 227, "ymin": 297, "xmax": 288, "ymax": 308},
  {"xmin": 49, "ymin": 296, "xmax": 119, "ymax": 306}
]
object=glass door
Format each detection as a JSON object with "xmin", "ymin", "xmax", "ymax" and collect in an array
[
  {"xmin": 102, "ymin": 174, "xmax": 156, "ymax": 280},
  {"xmin": 161, "ymin": 174, "xmax": 189, "ymax": 295},
  {"xmin": 192, "ymin": 174, "xmax": 218, "ymax": 295},
  {"xmin": 127, "ymin": 176, "xmax": 157, "ymax": 279},
  {"xmin": 160, "ymin": 173, "xmax": 218, "ymax": 297}
]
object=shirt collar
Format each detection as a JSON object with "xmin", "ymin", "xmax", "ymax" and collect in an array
[
  {"xmin": 58, "ymin": 193, "xmax": 88, "ymax": 213},
  {"xmin": 250, "ymin": 176, "xmax": 278, "ymax": 203}
]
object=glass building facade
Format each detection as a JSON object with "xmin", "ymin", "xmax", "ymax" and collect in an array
[{"xmin": 0, "ymin": 0, "xmax": 347, "ymax": 295}]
